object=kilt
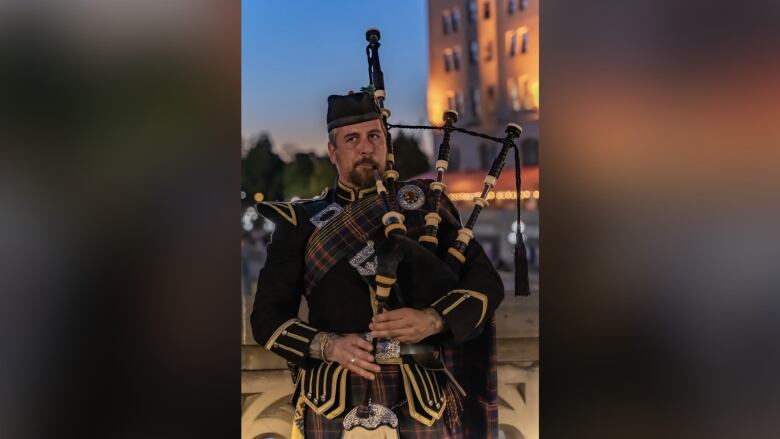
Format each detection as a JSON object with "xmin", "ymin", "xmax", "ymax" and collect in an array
[{"xmin": 304, "ymin": 364, "xmax": 465, "ymax": 439}]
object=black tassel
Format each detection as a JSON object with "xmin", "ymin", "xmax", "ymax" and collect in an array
[{"xmin": 513, "ymin": 144, "xmax": 531, "ymax": 296}]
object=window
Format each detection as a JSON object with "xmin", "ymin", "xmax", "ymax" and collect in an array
[
  {"xmin": 521, "ymin": 77, "xmax": 533, "ymax": 110},
  {"xmin": 441, "ymin": 11, "xmax": 451, "ymax": 35},
  {"xmin": 485, "ymin": 41, "xmax": 494, "ymax": 62},
  {"xmin": 468, "ymin": 0, "xmax": 477, "ymax": 22},
  {"xmin": 509, "ymin": 28, "xmax": 528, "ymax": 56},
  {"xmin": 443, "ymin": 49, "xmax": 453, "ymax": 72},
  {"xmin": 483, "ymin": 1, "xmax": 490, "ymax": 19},
  {"xmin": 469, "ymin": 40, "xmax": 479, "ymax": 64},
  {"xmin": 447, "ymin": 90, "xmax": 464, "ymax": 115},
  {"xmin": 508, "ymin": 31, "xmax": 518, "ymax": 57},
  {"xmin": 486, "ymin": 85, "xmax": 495, "ymax": 113},
  {"xmin": 508, "ymin": 0, "xmax": 517, "ymax": 15},
  {"xmin": 453, "ymin": 47, "xmax": 462, "ymax": 71},
  {"xmin": 470, "ymin": 86, "xmax": 481, "ymax": 119},
  {"xmin": 521, "ymin": 31, "xmax": 529, "ymax": 54},
  {"xmin": 521, "ymin": 0, "xmax": 529, "ymax": 11},
  {"xmin": 508, "ymin": 78, "xmax": 521, "ymax": 111},
  {"xmin": 452, "ymin": 8, "xmax": 461, "ymax": 32},
  {"xmin": 511, "ymin": 75, "xmax": 536, "ymax": 110}
]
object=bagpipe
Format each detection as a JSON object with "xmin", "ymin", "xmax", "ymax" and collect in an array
[
  {"xmin": 363, "ymin": 28, "xmax": 531, "ymax": 315},
  {"xmin": 343, "ymin": 29, "xmax": 531, "ymax": 437}
]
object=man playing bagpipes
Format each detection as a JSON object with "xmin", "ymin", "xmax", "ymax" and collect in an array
[{"xmin": 251, "ymin": 91, "xmax": 505, "ymax": 438}]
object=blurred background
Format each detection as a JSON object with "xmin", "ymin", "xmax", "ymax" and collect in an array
[
  {"xmin": 241, "ymin": 1, "xmax": 539, "ymax": 438},
  {"xmin": 3, "ymin": 0, "xmax": 779, "ymax": 438}
]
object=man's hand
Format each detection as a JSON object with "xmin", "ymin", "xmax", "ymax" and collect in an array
[
  {"xmin": 369, "ymin": 308, "xmax": 445, "ymax": 343},
  {"xmin": 326, "ymin": 334, "xmax": 381, "ymax": 380}
]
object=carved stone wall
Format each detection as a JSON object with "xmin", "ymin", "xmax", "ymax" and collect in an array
[{"xmin": 241, "ymin": 350, "xmax": 538, "ymax": 439}]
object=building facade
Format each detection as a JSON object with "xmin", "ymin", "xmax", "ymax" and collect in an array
[
  {"xmin": 428, "ymin": 0, "xmax": 539, "ymax": 171},
  {"xmin": 426, "ymin": 0, "xmax": 540, "ymax": 279}
]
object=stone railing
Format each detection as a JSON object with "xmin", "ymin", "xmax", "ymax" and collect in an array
[{"xmin": 241, "ymin": 272, "xmax": 539, "ymax": 439}]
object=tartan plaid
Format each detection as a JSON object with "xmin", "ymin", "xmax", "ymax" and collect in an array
[
  {"xmin": 304, "ymin": 194, "xmax": 385, "ymax": 295},
  {"xmin": 441, "ymin": 315, "xmax": 499, "ymax": 439},
  {"xmin": 304, "ymin": 365, "xmax": 464, "ymax": 439}
]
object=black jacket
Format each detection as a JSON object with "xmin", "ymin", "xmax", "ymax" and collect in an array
[{"xmin": 250, "ymin": 179, "xmax": 505, "ymax": 368}]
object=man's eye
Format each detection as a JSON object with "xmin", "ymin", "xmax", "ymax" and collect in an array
[
  {"xmin": 369, "ymin": 134, "xmax": 380, "ymax": 140},
  {"xmin": 346, "ymin": 136, "xmax": 357, "ymax": 143}
]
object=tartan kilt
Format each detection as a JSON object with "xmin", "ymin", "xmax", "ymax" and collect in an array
[{"xmin": 304, "ymin": 364, "xmax": 465, "ymax": 439}]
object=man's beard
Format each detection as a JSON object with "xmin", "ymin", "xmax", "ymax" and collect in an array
[{"xmin": 348, "ymin": 158, "xmax": 381, "ymax": 189}]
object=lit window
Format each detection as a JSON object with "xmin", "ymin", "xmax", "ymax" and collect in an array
[
  {"xmin": 508, "ymin": 0, "xmax": 517, "ymax": 15},
  {"xmin": 486, "ymin": 85, "xmax": 495, "ymax": 113},
  {"xmin": 508, "ymin": 78, "xmax": 521, "ymax": 111},
  {"xmin": 442, "ymin": 11, "xmax": 451, "ymax": 35},
  {"xmin": 521, "ymin": 0, "xmax": 529, "ymax": 11},
  {"xmin": 447, "ymin": 91, "xmax": 464, "ymax": 115},
  {"xmin": 469, "ymin": 40, "xmax": 479, "ymax": 64},
  {"xmin": 521, "ymin": 31, "xmax": 529, "ymax": 54},
  {"xmin": 452, "ymin": 8, "xmax": 461, "ymax": 32},
  {"xmin": 508, "ymin": 31, "xmax": 518, "ymax": 57},
  {"xmin": 521, "ymin": 77, "xmax": 534, "ymax": 110},
  {"xmin": 483, "ymin": 1, "xmax": 490, "ymax": 19},
  {"xmin": 446, "ymin": 91, "xmax": 456, "ymax": 112},
  {"xmin": 485, "ymin": 41, "xmax": 493, "ymax": 62},
  {"xmin": 443, "ymin": 49, "xmax": 453, "ymax": 72},
  {"xmin": 470, "ymin": 86, "xmax": 481, "ymax": 119},
  {"xmin": 468, "ymin": 0, "xmax": 477, "ymax": 22},
  {"xmin": 453, "ymin": 47, "xmax": 462, "ymax": 71}
]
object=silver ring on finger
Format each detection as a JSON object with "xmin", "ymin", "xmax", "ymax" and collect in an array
[{"xmin": 350, "ymin": 357, "xmax": 356, "ymax": 364}]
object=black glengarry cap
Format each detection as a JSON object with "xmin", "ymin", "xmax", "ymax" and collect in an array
[{"xmin": 326, "ymin": 92, "xmax": 381, "ymax": 132}]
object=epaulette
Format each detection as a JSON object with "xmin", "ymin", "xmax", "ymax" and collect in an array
[
  {"xmin": 292, "ymin": 188, "xmax": 330, "ymax": 218},
  {"xmin": 254, "ymin": 189, "xmax": 331, "ymax": 227},
  {"xmin": 255, "ymin": 201, "xmax": 298, "ymax": 226}
]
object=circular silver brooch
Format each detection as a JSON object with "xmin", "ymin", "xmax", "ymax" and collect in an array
[{"xmin": 397, "ymin": 184, "xmax": 425, "ymax": 210}]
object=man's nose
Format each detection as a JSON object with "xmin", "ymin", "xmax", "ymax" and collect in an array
[{"xmin": 356, "ymin": 136, "xmax": 374, "ymax": 154}]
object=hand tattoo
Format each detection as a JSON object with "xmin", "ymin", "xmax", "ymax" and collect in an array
[
  {"xmin": 309, "ymin": 332, "xmax": 336, "ymax": 360},
  {"xmin": 423, "ymin": 308, "xmax": 445, "ymax": 334}
]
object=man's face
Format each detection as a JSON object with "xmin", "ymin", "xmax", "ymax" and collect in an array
[{"xmin": 327, "ymin": 118, "xmax": 387, "ymax": 189}]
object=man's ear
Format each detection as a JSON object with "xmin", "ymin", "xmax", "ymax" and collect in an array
[{"xmin": 327, "ymin": 142, "xmax": 337, "ymax": 164}]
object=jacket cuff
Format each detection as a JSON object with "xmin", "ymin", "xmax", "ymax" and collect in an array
[
  {"xmin": 430, "ymin": 289, "xmax": 489, "ymax": 341},
  {"xmin": 264, "ymin": 318, "xmax": 319, "ymax": 365}
]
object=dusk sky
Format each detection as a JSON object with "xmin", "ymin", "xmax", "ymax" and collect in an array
[{"xmin": 242, "ymin": 0, "xmax": 432, "ymax": 160}]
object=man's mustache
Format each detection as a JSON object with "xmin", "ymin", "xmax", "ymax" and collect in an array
[{"xmin": 354, "ymin": 158, "xmax": 379, "ymax": 168}]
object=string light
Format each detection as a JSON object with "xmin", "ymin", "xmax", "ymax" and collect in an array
[{"xmin": 447, "ymin": 190, "xmax": 539, "ymax": 201}]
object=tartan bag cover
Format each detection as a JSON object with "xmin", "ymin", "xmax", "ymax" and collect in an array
[
  {"xmin": 304, "ymin": 193, "xmax": 385, "ymax": 295},
  {"xmin": 441, "ymin": 315, "xmax": 499, "ymax": 439}
]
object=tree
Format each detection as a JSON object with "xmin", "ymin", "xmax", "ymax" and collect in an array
[
  {"xmin": 241, "ymin": 133, "xmax": 284, "ymax": 204},
  {"xmin": 309, "ymin": 155, "xmax": 337, "ymax": 196},
  {"xmin": 282, "ymin": 153, "xmax": 315, "ymax": 200},
  {"xmin": 392, "ymin": 131, "xmax": 430, "ymax": 180}
]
